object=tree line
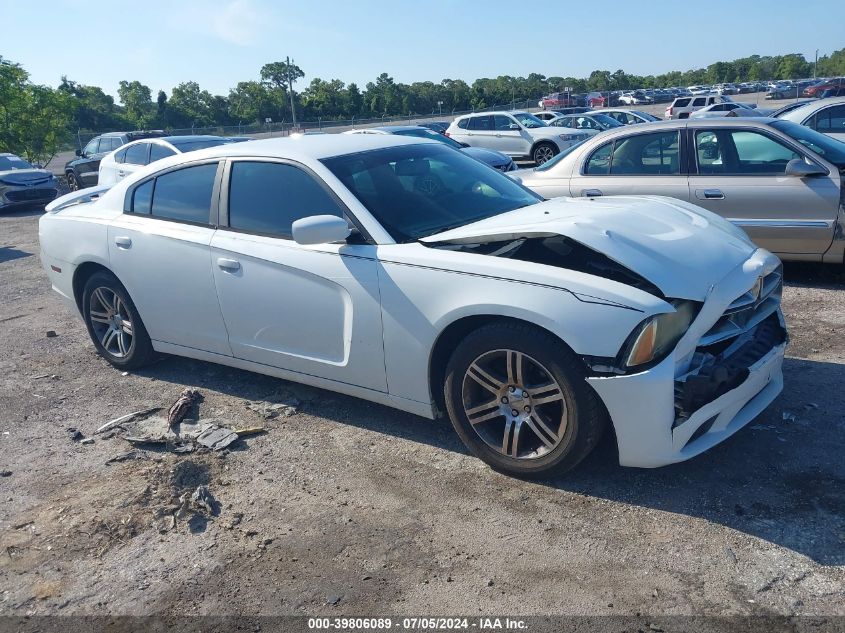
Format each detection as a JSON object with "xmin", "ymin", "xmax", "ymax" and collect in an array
[{"xmin": 2, "ymin": 49, "xmax": 844, "ymax": 165}]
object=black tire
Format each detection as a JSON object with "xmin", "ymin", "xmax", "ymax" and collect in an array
[
  {"xmin": 532, "ymin": 142, "xmax": 558, "ymax": 166},
  {"xmin": 82, "ymin": 271, "xmax": 154, "ymax": 370},
  {"xmin": 444, "ymin": 321, "xmax": 606, "ymax": 479},
  {"xmin": 66, "ymin": 171, "xmax": 80, "ymax": 191}
]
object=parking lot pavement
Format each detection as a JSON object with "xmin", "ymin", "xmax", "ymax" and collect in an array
[{"xmin": 1, "ymin": 209, "xmax": 843, "ymax": 617}]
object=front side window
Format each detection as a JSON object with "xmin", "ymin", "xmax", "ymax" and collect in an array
[
  {"xmin": 124, "ymin": 143, "xmax": 149, "ymax": 166},
  {"xmin": 150, "ymin": 163, "xmax": 218, "ymax": 223},
  {"xmin": 227, "ymin": 162, "xmax": 343, "ymax": 238},
  {"xmin": 692, "ymin": 98, "xmax": 705, "ymax": 107},
  {"xmin": 83, "ymin": 139, "xmax": 99, "ymax": 155},
  {"xmin": 511, "ymin": 112, "xmax": 546, "ymax": 129},
  {"xmin": 695, "ymin": 130, "xmax": 801, "ymax": 175},
  {"xmin": 493, "ymin": 115, "xmax": 516, "ymax": 131},
  {"xmin": 322, "ymin": 144, "xmax": 540, "ymax": 243}
]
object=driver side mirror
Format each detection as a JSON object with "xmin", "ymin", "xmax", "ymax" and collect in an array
[
  {"xmin": 75, "ymin": 149, "xmax": 82, "ymax": 157},
  {"xmin": 785, "ymin": 158, "xmax": 827, "ymax": 178},
  {"xmin": 291, "ymin": 215, "xmax": 351, "ymax": 245},
  {"xmin": 508, "ymin": 123, "xmax": 520, "ymax": 130}
]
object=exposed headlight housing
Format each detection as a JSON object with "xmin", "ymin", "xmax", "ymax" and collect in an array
[
  {"xmin": 621, "ymin": 300, "xmax": 699, "ymax": 368},
  {"xmin": 559, "ymin": 134, "xmax": 581, "ymax": 142}
]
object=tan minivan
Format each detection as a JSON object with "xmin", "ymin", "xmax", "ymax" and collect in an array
[{"xmin": 513, "ymin": 117, "xmax": 845, "ymax": 263}]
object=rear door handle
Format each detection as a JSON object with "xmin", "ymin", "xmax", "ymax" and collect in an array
[
  {"xmin": 699, "ymin": 188, "xmax": 725, "ymax": 200},
  {"xmin": 217, "ymin": 257, "xmax": 241, "ymax": 272},
  {"xmin": 114, "ymin": 236, "xmax": 132, "ymax": 249},
  {"xmin": 117, "ymin": 170, "xmax": 126, "ymax": 177},
  {"xmin": 582, "ymin": 189, "xmax": 603, "ymax": 197}
]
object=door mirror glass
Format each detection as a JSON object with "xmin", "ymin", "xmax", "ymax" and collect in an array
[
  {"xmin": 508, "ymin": 123, "xmax": 520, "ymax": 130},
  {"xmin": 784, "ymin": 158, "xmax": 826, "ymax": 177},
  {"xmin": 291, "ymin": 215, "xmax": 351, "ymax": 245},
  {"xmin": 75, "ymin": 149, "xmax": 82, "ymax": 157}
]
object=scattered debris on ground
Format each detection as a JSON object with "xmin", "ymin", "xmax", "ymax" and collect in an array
[{"xmin": 167, "ymin": 387, "xmax": 202, "ymax": 426}]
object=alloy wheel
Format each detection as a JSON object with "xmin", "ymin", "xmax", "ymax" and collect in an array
[
  {"xmin": 461, "ymin": 349, "xmax": 568, "ymax": 460},
  {"xmin": 88, "ymin": 286, "xmax": 134, "ymax": 358},
  {"xmin": 534, "ymin": 145, "xmax": 555, "ymax": 165}
]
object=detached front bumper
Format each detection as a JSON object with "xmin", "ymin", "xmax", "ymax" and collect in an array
[{"xmin": 587, "ymin": 250, "xmax": 787, "ymax": 468}]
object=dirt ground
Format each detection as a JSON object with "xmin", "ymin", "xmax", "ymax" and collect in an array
[{"xmin": 0, "ymin": 208, "xmax": 843, "ymax": 622}]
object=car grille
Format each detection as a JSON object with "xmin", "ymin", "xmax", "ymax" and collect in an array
[
  {"xmin": 5, "ymin": 188, "xmax": 58, "ymax": 203},
  {"xmin": 698, "ymin": 267, "xmax": 782, "ymax": 347}
]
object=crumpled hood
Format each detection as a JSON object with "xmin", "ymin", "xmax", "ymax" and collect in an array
[
  {"xmin": 461, "ymin": 146, "xmax": 510, "ymax": 167},
  {"xmin": 0, "ymin": 169, "xmax": 54, "ymax": 186},
  {"xmin": 421, "ymin": 195, "xmax": 758, "ymax": 301}
]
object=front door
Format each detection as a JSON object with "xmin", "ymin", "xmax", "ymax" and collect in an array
[
  {"xmin": 688, "ymin": 128, "xmax": 840, "ymax": 256},
  {"xmin": 210, "ymin": 159, "xmax": 387, "ymax": 392},
  {"xmin": 491, "ymin": 115, "xmax": 528, "ymax": 156}
]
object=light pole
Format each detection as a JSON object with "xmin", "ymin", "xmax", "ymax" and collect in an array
[
  {"xmin": 286, "ymin": 55, "xmax": 297, "ymax": 129},
  {"xmin": 814, "ymin": 49, "xmax": 819, "ymax": 79}
]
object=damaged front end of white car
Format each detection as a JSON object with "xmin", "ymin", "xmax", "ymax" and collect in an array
[{"xmin": 422, "ymin": 195, "xmax": 787, "ymax": 469}]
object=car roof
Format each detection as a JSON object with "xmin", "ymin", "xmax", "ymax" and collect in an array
[
  {"xmin": 365, "ymin": 125, "xmax": 428, "ymax": 133},
  {"xmin": 779, "ymin": 96, "xmax": 845, "ymax": 124},
  {"xmin": 176, "ymin": 133, "xmax": 435, "ymax": 162},
  {"xmin": 159, "ymin": 135, "xmax": 230, "ymax": 143}
]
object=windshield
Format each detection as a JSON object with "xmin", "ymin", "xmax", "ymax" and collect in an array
[
  {"xmin": 169, "ymin": 139, "xmax": 233, "ymax": 153},
  {"xmin": 534, "ymin": 140, "xmax": 587, "ymax": 172},
  {"xmin": 321, "ymin": 143, "xmax": 541, "ymax": 242},
  {"xmin": 511, "ymin": 112, "xmax": 547, "ymax": 129},
  {"xmin": 393, "ymin": 128, "xmax": 464, "ymax": 149},
  {"xmin": 591, "ymin": 114, "xmax": 624, "ymax": 128},
  {"xmin": 0, "ymin": 155, "xmax": 33, "ymax": 170},
  {"xmin": 632, "ymin": 111, "xmax": 660, "ymax": 122},
  {"xmin": 771, "ymin": 120, "xmax": 845, "ymax": 169}
]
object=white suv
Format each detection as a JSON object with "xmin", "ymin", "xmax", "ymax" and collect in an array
[
  {"xmin": 446, "ymin": 111, "xmax": 589, "ymax": 164},
  {"xmin": 666, "ymin": 94, "xmax": 733, "ymax": 119}
]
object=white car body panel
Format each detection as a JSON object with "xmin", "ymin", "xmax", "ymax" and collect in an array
[
  {"xmin": 39, "ymin": 134, "xmax": 787, "ymax": 469},
  {"xmin": 780, "ymin": 96, "xmax": 845, "ymax": 142},
  {"xmin": 446, "ymin": 112, "xmax": 584, "ymax": 158}
]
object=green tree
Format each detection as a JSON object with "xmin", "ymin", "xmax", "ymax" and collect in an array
[
  {"xmin": 117, "ymin": 80, "xmax": 154, "ymax": 127},
  {"xmin": 168, "ymin": 81, "xmax": 215, "ymax": 128}
]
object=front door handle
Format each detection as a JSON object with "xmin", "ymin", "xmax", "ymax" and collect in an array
[
  {"xmin": 114, "ymin": 236, "xmax": 132, "ymax": 249},
  {"xmin": 582, "ymin": 189, "xmax": 603, "ymax": 197},
  {"xmin": 117, "ymin": 170, "xmax": 126, "ymax": 178},
  {"xmin": 699, "ymin": 188, "xmax": 725, "ymax": 200},
  {"xmin": 217, "ymin": 257, "xmax": 241, "ymax": 272}
]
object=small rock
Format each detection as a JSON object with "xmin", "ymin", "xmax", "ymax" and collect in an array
[
  {"xmin": 79, "ymin": 438, "xmax": 94, "ymax": 445},
  {"xmin": 45, "ymin": 331, "xmax": 57, "ymax": 338},
  {"xmin": 121, "ymin": 372, "xmax": 129, "ymax": 377},
  {"xmin": 649, "ymin": 625, "xmax": 664, "ymax": 632},
  {"xmin": 446, "ymin": 575, "xmax": 453, "ymax": 583},
  {"xmin": 486, "ymin": 579, "xmax": 494, "ymax": 587},
  {"xmin": 724, "ymin": 546, "xmax": 738, "ymax": 564},
  {"xmin": 66, "ymin": 428, "xmax": 83, "ymax": 442},
  {"xmin": 326, "ymin": 595, "xmax": 342, "ymax": 606},
  {"xmin": 362, "ymin": 575, "xmax": 372, "ymax": 581},
  {"xmin": 190, "ymin": 485, "xmax": 216, "ymax": 515},
  {"xmin": 0, "ymin": 471, "xmax": 11, "ymax": 477}
]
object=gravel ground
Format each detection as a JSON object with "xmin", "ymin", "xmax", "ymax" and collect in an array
[{"xmin": 0, "ymin": 208, "xmax": 843, "ymax": 620}]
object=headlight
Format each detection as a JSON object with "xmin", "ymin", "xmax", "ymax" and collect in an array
[
  {"xmin": 559, "ymin": 134, "xmax": 581, "ymax": 142},
  {"xmin": 622, "ymin": 300, "xmax": 698, "ymax": 368}
]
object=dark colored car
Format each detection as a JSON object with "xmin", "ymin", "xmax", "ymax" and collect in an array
[
  {"xmin": 419, "ymin": 121, "xmax": 450, "ymax": 134},
  {"xmin": 64, "ymin": 130, "xmax": 167, "ymax": 190},
  {"xmin": 0, "ymin": 153, "xmax": 59, "ymax": 212}
]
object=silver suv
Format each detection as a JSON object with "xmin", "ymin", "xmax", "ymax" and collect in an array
[
  {"xmin": 666, "ymin": 95, "xmax": 733, "ymax": 120},
  {"xmin": 446, "ymin": 111, "xmax": 589, "ymax": 164}
]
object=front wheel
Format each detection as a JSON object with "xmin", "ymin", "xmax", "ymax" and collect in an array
[
  {"xmin": 532, "ymin": 142, "xmax": 558, "ymax": 166},
  {"xmin": 82, "ymin": 271, "xmax": 154, "ymax": 369},
  {"xmin": 444, "ymin": 321, "xmax": 606, "ymax": 478}
]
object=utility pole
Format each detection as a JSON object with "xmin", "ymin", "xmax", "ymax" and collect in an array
[
  {"xmin": 287, "ymin": 55, "xmax": 297, "ymax": 128},
  {"xmin": 814, "ymin": 49, "xmax": 819, "ymax": 79}
]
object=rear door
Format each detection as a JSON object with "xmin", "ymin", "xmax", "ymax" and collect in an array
[
  {"xmin": 569, "ymin": 130, "xmax": 690, "ymax": 201},
  {"xmin": 687, "ymin": 127, "xmax": 840, "ymax": 256},
  {"xmin": 108, "ymin": 160, "xmax": 233, "ymax": 355},
  {"xmin": 803, "ymin": 104, "xmax": 845, "ymax": 142},
  {"xmin": 463, "ymin": 115, "xmax": 497, "ymax": 151},
  {"xmin": 116, "ymin": 142, "xmax": 151, "ymax": 182}
]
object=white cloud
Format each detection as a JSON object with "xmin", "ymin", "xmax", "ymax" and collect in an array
[{"xmin": 212, "ymin": 0, "xmax": 263, "ymax": 46}]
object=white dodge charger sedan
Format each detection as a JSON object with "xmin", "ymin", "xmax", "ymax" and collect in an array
[{"xmin": 40, "ymin": 135, "xmax": 787, "ymax": 478}]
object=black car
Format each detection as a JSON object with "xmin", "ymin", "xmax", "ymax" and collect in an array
[
  {"xmin": 418, "ymin": 121, "xmax": 450, "ymax": 134},
  {"xmin": 64, "ymin": 130, "xmax": 167, "ymax": 190}
]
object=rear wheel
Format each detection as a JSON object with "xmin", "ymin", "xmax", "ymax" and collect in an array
[
  {"xmin": 532, "ymin": 142, "xmax": 558, "ymax": 166},
  {"xmin": 82, "ymin": 271, "xmax": 154, "ymax": 369},
  {"xmin": 444, "ymin": 321, "xmax": 606, "ymax": 478}
]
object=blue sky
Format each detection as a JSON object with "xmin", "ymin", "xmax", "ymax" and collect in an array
[{"xmin": 2, "ymin": 0, "xmax": 841, "ymax": 101}]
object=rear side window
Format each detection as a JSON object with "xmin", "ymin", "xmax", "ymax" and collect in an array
[
  {"xmin": 456, "ymin": 118, "xmax": 469, "ymax": 130},
  {"xmin": 124, "ymin": 143, "xmax": 149, "ymax": 166},
  {"xmin": 610, "ymin": 132, "xmax": 680, "ymax": 175},
  {"xmin": 150, "ymin": 163, "xmax": 218, "ymax": 223},
  {"xmin": 114, "ymin": 148, "xmax": 128, "ymax": 164},
  {"xmin": 132, "ymin": 180, "xmax": 153, "ymax": 214},
  {"xmin": 227, "ymin": 161, "xmax": 343, "ymax": 238},
  {"xmin": 585, "ymin": 143, "xmax": 612, "ymax": 175},
  {"xmin": 810, "ymin": 105, "xmax": 845, "ymax": 133},
  {"xmin": 674, "ymin": 98, "xmax": 690, "ymax": 108},
  {"xmin": 467, "ymin": 115, "xmax": 493, "ymax": 131},
  {"xmin": 150, "ymin": 144, "xmax": 177, "ymax": 162}
]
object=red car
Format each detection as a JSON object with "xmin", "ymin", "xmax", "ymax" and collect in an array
[
  {"xmin": 540, "ymin": 92, "xmax": 579, "ymax": 109},
  {"xmin": 804, "ymin": 78, "xmax": 845, "ymax": 97}
]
